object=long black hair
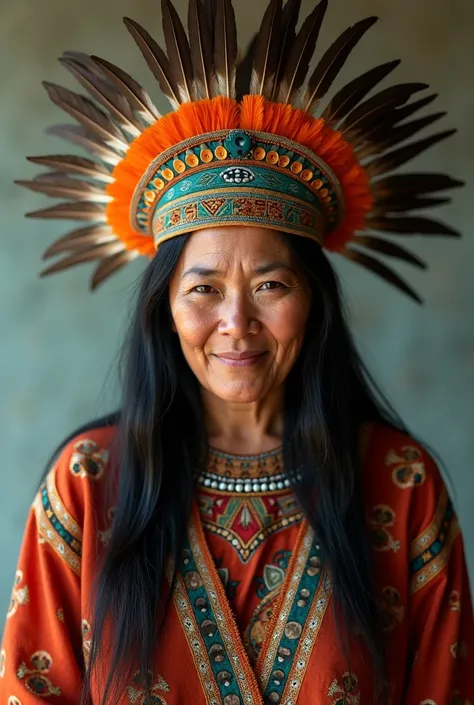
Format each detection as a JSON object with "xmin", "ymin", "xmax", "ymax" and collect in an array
[{"xmin": 75, "ymin": 232, "xmax": 409, "ymax": 703}]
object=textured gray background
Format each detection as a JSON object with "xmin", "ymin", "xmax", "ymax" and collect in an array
[{"xmin": 1, "ymin": 0, "xmax": 473, "ymax": 616}]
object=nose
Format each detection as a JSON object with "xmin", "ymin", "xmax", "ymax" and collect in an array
[{"xmin": 217, "ymin": 293, "xmax": 261, "ymax": 338}]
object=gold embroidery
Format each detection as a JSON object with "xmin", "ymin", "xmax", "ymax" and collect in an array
[
  {"xmin": 449, "ymin": 590, "xmax": 461, "ymax": 611},
  {"xmin": 367, "ymin": 505, "xmax": 400, "ymax": 553},
  {"xmin": 17, "ymin": 651, "xmax": 61, "ymax": 697},
  {"xmin": 386, "ymin": 445, "xmax": 426, "ymax": 489},
  {"xmin": 82, "ymin": 619, "xmax": 92, "ymax": 665},
  {"xmin": 98, "ymin": 505, "xmax": 117, "ymax": 546},
  {"xmin": 0, "ymin": 649, "xmax": 5, "ymax": 678},
  {"xmin": 8, "ymin": 697, "xmax": 24, "ymax": 705},
  {"xmin": 450, "ymin": 641, "xmax": 468, "ymax": 659},
  {"xmin": 127, "ymin": 670, "xmax": 170, "ymax": 704},
  {"xmin": 69, "ymin": 439, "xmax": 109, "ymax": 480},
  {"xmin": 328, "ymin": 672, "xmax": 360, "ymax": 704},
  {"xmin": 410, "ymin": 488, "xmax": 449, "ymax": 560},
  {"xmin": 7, "ymin": 570, "xmax": 29, "ymax": 620},
  {"xmin": 56, "ymin": 608, "xmax": 64, "ymax": 622}
]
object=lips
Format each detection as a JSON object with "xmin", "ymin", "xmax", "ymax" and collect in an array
[{"xmin": 216, "ymin": 351, "xmax": 265, "ymax": 360}]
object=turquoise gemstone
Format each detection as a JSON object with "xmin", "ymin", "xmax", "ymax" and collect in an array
[{"xmin": 224, "ymin": 130, "xmax": 253, "ymax": 158}]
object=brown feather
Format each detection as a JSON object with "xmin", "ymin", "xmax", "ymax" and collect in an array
[
  {"xmin": 341, "ymin": 83, "xmax": 427, "ymax": 136},
  {"xmin": 161, "ymin": 0, "xmax": 195, "ymax": 102},
  {"xmin": 355, "ymin": 112, "xmax": 447, "ymax": 159},
  {"xmin": 301, "ymin": 16, "xmax": 378, "ymax": 115},
  {"xmin": 91, "ymin": 250, "xmax": 136, "ymax": 290},
  {"xmin": 123, "ymin": 18, "xmax": 182, "ymax": 109},
  {"xmin": 371, "ymin": 195, "xmax": 451, "ymax": 213},
  {"xmin": 367, "ymin": 129, "xmax": 457, "ymax": 177},
  {"xmin": 342, "ymin": 247, "xmax": 422, "ymax": 303},
  {"xmin": 42, "ymin": 224, "xmax": 116, "ymax": 259},
  {"xmin": 15, "ymin": 174, "xmax": 110, "ymax": 202},
  {"xmin": 42, "ymin": 82, "xmax": 128, "ymax": 150},
  {"xmin": 276, "ymin": 0, "xmax": 328, "ymax": 105},
  {"xmin": 46, "ymin": 124, "xmax": 122, "ymax": 166},
  {"xmin": 352, "ymin": 235, "xmax": 426, "ymax": 268},
  {"xmin": 366, "ymin": 215, "xmax": 460, "ymax": 237},
  {"xmin": 270, "ymin": 0, "xmax": 302, "ymax": 100},
  {"xmin": 40, "ymin": 242, "xmax": 125, "ymax": 278},
  {"xmin": 236, "ymin": 34, "xmax": 258, "ymax": 100},
  {"xmin": 322, "ymin": 60, "xmax": 400, "ymax": 126},
  {"xmin": 26, "ymin": 201, "xmax": 107, "ymax": 221},
  {"xmin": 26, "ymin": 154, "xmax": 113, "ymax": 183},
  {"xmin": 188, "ymin": 0, "xmax": 215, "ymax": 99},
  {"xmin": 250, "ymin": 0, "xmax": 283, "ymax": 98},
  {"xmin": 214, "ymin": 0, "xmax": 238, "ymax": 98},
  {"xmin": 59, "ymin": 56, "xmax": 141, "ymax": 138},
  {"xmin": 371, "ymin": 172, "xmax": 464, "ymax": 197}
]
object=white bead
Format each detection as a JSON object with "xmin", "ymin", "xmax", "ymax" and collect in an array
[
  {"xmin": 277, "ymin": 481, "xmax": 284, "ymax": 490},
  {"xmin": 269, "ymin": 482, "xmax": 277, "ymax": 491},
  {"xmin": 244, "ymin": 483, "xmax": 253, "ymax": 493},
  {"xmin": 204, "ymin": 478, "xmax": 212, "ymax": 487},
  {"xmin": 252, "ymin": 485, "xmax": 260, "ymax": 493},
  {"xmin": 235, "ymin": 484, "xmax": 243, "ymax": 492},
  {"xmin": 260, "ymin": 483, "xmax": 268, "ymax": 492},
  {"xmin": 219, "ymin": 482, "xmax": 227, "ymax": 491},
  {"xmin": 211, "ymin": 481, "xmax": 219, "ymax": 489},
  {"xmin": 284, "ymin": 479, "xmax": 290, "ymax": 488},
  {"xmin": 228, "ymin": 484, "xmax": 235, "ymax": 492}
]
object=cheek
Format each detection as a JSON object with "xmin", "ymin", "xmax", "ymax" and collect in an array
[
  {"xmin": 172, "ymin": 300, "xmax": 216, "ymax": 350},
  {"xmin": 265, "ymin": 296, "xmax": 311, "ymax": 350}
]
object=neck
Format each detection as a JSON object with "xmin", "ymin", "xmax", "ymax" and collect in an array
[{"xmin": 201, "ymin": 385, "xmax": 285, "ymax": 455}]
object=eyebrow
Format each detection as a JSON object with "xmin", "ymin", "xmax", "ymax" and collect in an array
[{"xmin": 181, "ymin": 262, "xmax": 296, "ymax": 279}]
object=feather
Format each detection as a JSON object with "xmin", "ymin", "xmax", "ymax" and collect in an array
[
  {"xmin": 123, "ymin": 18, "xmax": 182, "ymax": 109},
  {"xmin": 353, "ymin": 235, "xmax": 426, "ymax": 268},
  {"xmin": 214, "ymin": 0, "xmax": 238, "ymax": 98},
  {"xmin": 91, "ymin": 250, "xmax": 136, "ymax": 290},
  {"xmin": 372, "ymin": 172, "xmax": 464, "ymax": 197},
  {"xmin": 371, "ymin": 195, "xmax": 451, "ymax": 213},
  {"xmin": 59, "ymin": 55, "xmax": 141, "ymax": 138},
  {"xmin": 276, "ymin": 0, "xmax": 328, "ymax": 105},
  {"xmin": 386, "ymin": 93, "xmax": 438, "ymax": 127},
  {"xmin": 26, "ymin": 154, "xmax": 113, "ymax": 183},
  {"xmin": 301, "ymin": 16, "xmax": 378, "ymax": 115},
  {"xmin": 367, "ymin": 129, "xmax": 457, "ymax": 176},
  {"xmin": 366, "ymin": 215, "xmax": 460, "ymax": 237},
  {"xmin": 43, "ymin": 82, "xmax": 128, "ymax": 151},
  {"xmin": 236, "ymin": 34, "xmax": 258, "ymax": 100},
  {"xmin": 322, "ymin": 60, "xmax": 400, "ymax": 126},
  {"xmin": 270, "ymin": 0, "xmax": 302, "ymax": 100},
  {"xmin": 90, "ymin": 56, "xmax": 160, "ymax": 124},
  {"xmin": 40, "ymin": 242, "xmax": 125, "ymax": 278},
  {"xmin": 341, "ymin": 83, "xmax": 427, "ymax": 136},
  {"xmin": 342, "ymin": 247, "xmax": 422, "ymax": 303},
  {"xmin": 188, "ymin": 0, "xmax": 215, "ymax": 99},
  {"xmin": 42, "ymin": 224, "xmax": 116, "ymax": 259},
  {"xmin": 15, "ymin": 174, "xmax": 111, "ymax": 202},
  {"xmin": 26, "ymin": 201, "xmax": 107, "ymax": 221},
  {"xmin": 46, "ymin": 124, "xmax": 122, "ymax": 166},
  {"xmin": 161, "ymin": 0, "xmax": 195, "ymax": 102},
  {"xmin": 355, "ymin": 112, "xmax": 447, "ymax": 159},
  {"xmin": 250, "ymin": 0, "xmax": 283, "ymax": 98}
]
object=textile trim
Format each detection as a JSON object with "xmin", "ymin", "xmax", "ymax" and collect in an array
[
  {"xmin": 33, "ymin": 467, "xmax": 82, "ymax": 576},
  {"xmin": 410, "ymin": 488, "xmax": 459, "ymax": 594},
  {"xmin": 127, "ymin": 670, "xmax": 171, "ymax": 705}
]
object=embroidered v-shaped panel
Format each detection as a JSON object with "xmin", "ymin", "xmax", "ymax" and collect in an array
[
  {"xmin": 198, "ymin": 490, "xmax": 304, "ymax": 563},
  {"xmin": 169, "ymin": 502, "xmax": 332, "ymax": 705}
]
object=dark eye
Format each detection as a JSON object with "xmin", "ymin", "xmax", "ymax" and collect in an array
[
  {"xmin": 259, "ymin": 281, "xmax": 286, "ymax": 291},
  {"xmin": 192, "ymin": 285, "xmax": 216, "ymax": 294}
]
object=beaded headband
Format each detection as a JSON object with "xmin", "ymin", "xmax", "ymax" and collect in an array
[{"xmin": 17, "ymin": 0, "xmax": 463, "ymax": 302}]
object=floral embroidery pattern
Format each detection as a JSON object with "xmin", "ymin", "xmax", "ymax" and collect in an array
[
  {"xmin": 98, "ymin": 505, "xmax": 117, "ymax": 546},
  {"xmin": 449, "ymin": 590, "xmax": 461, "ymax": 611},
  {"xmin": 386, "ymin": 446, "xmax": 426, "ymax": 489},
  {"xmin": 328, "ymin": 672, "xmax": 360, "ymax": 704},
  {"xmin": 450, "ymin": 641, "xmax": 468, "ymax": 659},
  {"xmin": 1, "ymin": 649, "xmax": 5, "ymax": 678},
  {"xmin": 69, "ymin": 439, "xmax": 109, "ymax": 480},
  {"xmin": 56, "ymin": 608, "xmax": 64, "ymax": 622},
  {"xmin": 367, "ymin": 505, "xmax": 400, "ymax": 553},
  {"xmin": 82, "ymin": 619, "xmax": 92, "ymax": 664},
  {"xmin": 17, "ymin": 651, "xmax": 61, "ymax": 697},
  {"xmin": 8, "ymin": 698, "xmax": 24, "ymax": 705},
  {"xmin": 7, "ymin": 570, "xmax": 29, "ymax": 620},
  {"xmin": 127, "ymin": 670, "xmax": 171, "ymax": 704},
  {"xmin": 380, "ymin": 586, "xmax": 404, "ymax": 632}
]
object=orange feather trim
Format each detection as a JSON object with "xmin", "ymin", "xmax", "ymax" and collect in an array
[{"xmin": 105, "ymin": 94, "xmax": 372, "ymax": 255}]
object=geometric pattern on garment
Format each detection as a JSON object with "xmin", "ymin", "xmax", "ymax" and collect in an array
[
  {"xmin": 198, "ymin": 490, "xmax": 303, "ymax": 563},
  {"xmin": 33, "ymin": 466, "xmax": 82, "ymax": 575},
  {"xmin": 410, "ymin": 487, "xmax": 460, "ymax": 594}
]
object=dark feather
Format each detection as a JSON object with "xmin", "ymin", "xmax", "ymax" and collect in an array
[
  {"xmin": 188, "ymin": 0, "xmax": 215, "ymax": 99},
  {"xmin": 26, "ymin": 155, "xmax": 113, "ymax": 183},
  {"xmin": 387, "ymin": 93, "xmax": 438, "ymax": 127},
  {"xmin": 355, "ymin": 112, "xmax": 447, "ymax": 159},
  {"xmin": 250, "ymin": 0, "xmax": 283, "ymax": 97},
  {"xmin": 124, "ymin": 17, "xmax": 182, "ymax": 109},
  {"xmin": 214, "ymin": 0, "xmax": 238, "ymax": 98},
  {"xmin": 367, "ymin": 129, "xmax": 457, "ymax": 176},
  {"xmin": 26, "ymin": 201, "xmax": 107, "ymax": 221},
  {"xmin": 366, "ymin": 215, "xmax": 461, "ymax": 237},
  {"xmin": 301, "ymin": 16, "xmax": 378, "ymax": 115},
  {"xmin": 43, "ymin": 81, "xmax": 128, "ymax": 149},
  {"xmin": 352, "ymin": 235, "xmax": 426, "ymax": 268},
  {"xmin": 236, "ymin": 34, "xmax": 258, "ymax": 100},
  {"xmin": 91, "ymin": 250, "xmax": 136, "ymax": 290},
  {"xmin": 276, "ymin": 0, "xmax": 328, "ymax": 105},
  {"xmin": 161, "ymin": 0, "xmax": 195, "ymax": 102},
  {"xmin": 342, "ymin": 247, "xmax": 422, "ymax": 303},
  {"xmin": 42, "ymin": 224, "xmax": 116, "ymax": 259},
  {"xmin": 46, "ymin": 124, "xmax": 122, "ymax": 165},
  {"xmin": 40, "ymin": 242, "xmax": 125, "ymax": 278},
  {"xmin": 371, "ymin": 195, "xmax": 451, "ymax": 213},
  {"xmin": 372, "ymin": 172, "xmax": 465, "ymax": 197},
  {"xmin": 271, "ymin": 0, "xmax": 302, "ymax": 100},
  {"xmin": 322, "ymin": 60, "xmax": 400, "ymax": 126},
  {"xmin": 15, "ymin": 175, "xmax": 108, "ymax": 201}
]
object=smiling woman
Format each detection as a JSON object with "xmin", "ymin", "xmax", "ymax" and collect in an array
[{"xmin": 2, "ymin": 0, "xmax": 473, "ymax": 704}]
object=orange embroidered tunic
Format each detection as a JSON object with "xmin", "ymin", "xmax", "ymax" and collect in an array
[{"xmin": 1, "ymin": 423, "xmax": 473, "ymax": 705}]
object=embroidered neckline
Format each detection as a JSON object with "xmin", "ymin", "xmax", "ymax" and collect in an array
[{"xmin": 206, "ymin": 446, "xmax": 284, "ymax": 480}]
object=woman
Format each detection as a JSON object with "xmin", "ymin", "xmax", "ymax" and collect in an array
[{"xmin": 1, "ymin": 0, "xmax": 472, "ymax": 703}]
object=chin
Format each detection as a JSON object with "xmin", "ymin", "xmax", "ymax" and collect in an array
[{"xmin": 211, "ymin": 382, "xmax": 267, "ymax": 404}]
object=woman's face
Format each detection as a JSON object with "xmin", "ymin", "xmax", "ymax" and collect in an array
[{"xmin": 169, "ymin": 226, "xmax": 312, "ymax": 404}]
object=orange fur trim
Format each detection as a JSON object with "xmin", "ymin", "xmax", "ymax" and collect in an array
[{"xmin": 106, "ymin": 94, "xmax": 372, "ymax": 255}]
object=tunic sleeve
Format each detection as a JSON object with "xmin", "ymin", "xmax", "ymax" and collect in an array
[
  {"xmin": 0, "ymin": 429, "xmax": 112, "ymax": 703},
  {"xmin": 404, "ymin": 449, "xmax": 474, "ymax": 704}
]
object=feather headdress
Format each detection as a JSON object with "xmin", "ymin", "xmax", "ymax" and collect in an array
[{"xmin": 18, "ymin": 0, "xmax": 462, "ymax": 301}]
